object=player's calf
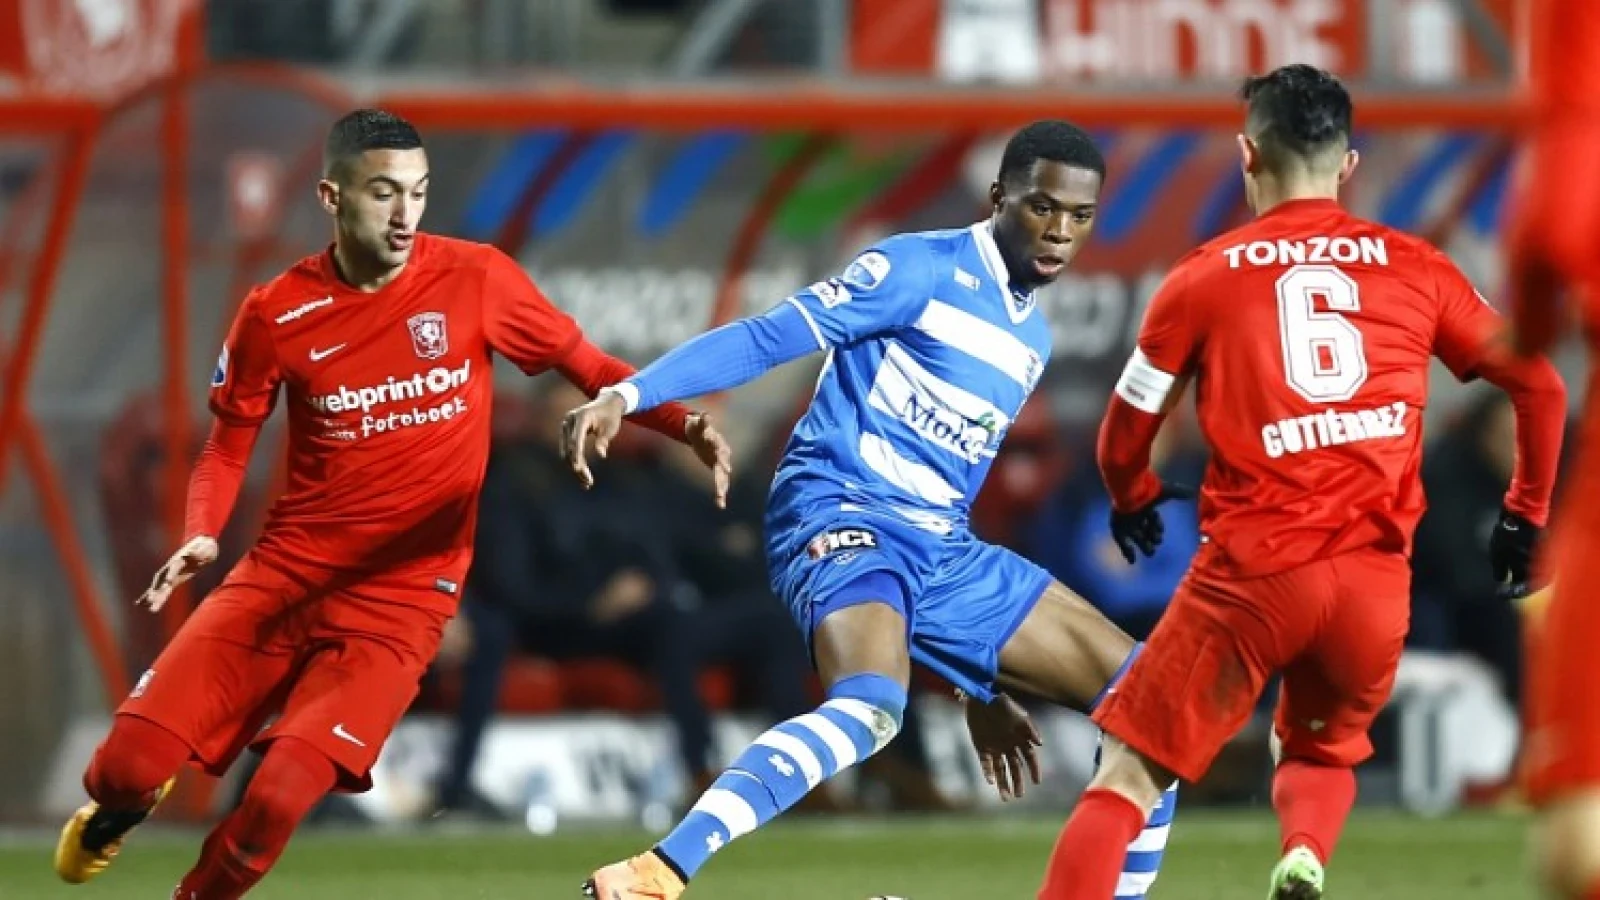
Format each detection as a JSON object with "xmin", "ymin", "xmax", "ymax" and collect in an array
[
  {"xmin": 1088, "ymin": 644, "xmax": 1180, "ymax": 900},
  {"xmin": 1038, "ymin": 738, "xmax": 1175, "ymax": 900},
  {"xmin": 174, "ymin": 737, "xmax": 337, "ymax": 900}
]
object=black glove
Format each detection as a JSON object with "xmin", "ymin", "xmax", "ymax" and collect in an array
[
  {"xmin": 1489, "ymin": 508, "xmax": 1541, "ymax": 600},
  {"xmin": 1109, "ymin": 483, "xmax": 1195, "ymax": 565}
]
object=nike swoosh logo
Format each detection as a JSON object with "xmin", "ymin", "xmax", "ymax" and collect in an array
[
  {"xmin": 309, "ymin": 343, "xmax": 347, "ymax": 362},
  {"xmin": 332, "ymin": 723, "xmax": 367, "ymax": 747}
]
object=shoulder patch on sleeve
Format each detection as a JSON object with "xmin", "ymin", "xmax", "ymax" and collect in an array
[
  {"xmin": 842, "ymin": 251, "xmax": 892, "ymax": 291},
  {"xmin": 809, "ymin": 278, "xmax": 853, "ymax": 309},
  {"xmin": 211, "ymin": 345, "xmax": 229, "ymax": 388}
]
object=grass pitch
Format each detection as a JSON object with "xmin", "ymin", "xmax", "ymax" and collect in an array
[{"xmin": 0, "ymin": 810, "xmax": 1536, "ymax": 899}]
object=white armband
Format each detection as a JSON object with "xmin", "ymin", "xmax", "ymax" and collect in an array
[
  {"xmin": 1114, "ymin": 348, "xmax": 1177, "ymax": 414},
  {"xmin": 601, "ymin": 382, "xmax": 641, "ymax": 414}
]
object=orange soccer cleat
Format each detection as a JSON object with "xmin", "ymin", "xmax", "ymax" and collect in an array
[{"xmin": 583, "ymin": 851, "xmax": 687, "ymax": 900}]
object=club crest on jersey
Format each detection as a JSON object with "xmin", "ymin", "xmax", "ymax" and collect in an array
[
  {"xmin": 842, "ymin": 251, "xmax": 891, "ymax": 291},
  {"xmin": 807, "ymin": 528, "xmax": 878, "ymax": 561},
  {"xmin": 211, "ymin": 346, "xmax": 229, "ymax": 387},
  {"xmin": 407, "ymin": 312, "xmax": 448, "ymax": 359}
]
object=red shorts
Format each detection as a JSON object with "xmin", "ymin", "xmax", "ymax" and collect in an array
[
  {"xmin": 1094, "ymin": 546, "xmax": 1409, "ymax": 783},
  {"xmin": 118, "ymin": 553, "xmax": 450, "ymax": 791},
  {"xmin": 1524, "ymin": 444, "xmax": 1600, "ymax": 805}
]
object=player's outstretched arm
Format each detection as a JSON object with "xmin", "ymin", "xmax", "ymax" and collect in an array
[
  {"xmin": 553, "ymin": 337, "xmax": 735, "ymax": 507},
  {"xmin": 1473, "ymin": 347, "xmax": 1567, "ymax": 596},
  {"xmin": 598, "ymin": 239, "xmax": 930, "ymax": 418},
  {"xmin": 138, "ymin": 418, "xmax": 261, "ymax": 611},
  {"xmin": 1431, "ymin": 251, "xmax": 1568, "ymax": 595}
]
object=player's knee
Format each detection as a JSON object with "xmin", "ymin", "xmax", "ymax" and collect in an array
[
  {"xmin": 825, "ymin": 672, "xmax": 907, "ymax": 753},
  {"xmin": 84, "ymin": 717, "xmax": 187, "ymax": 804},
  {"xmin": 237, "ymin": 739, "xmax": 339, "ymax": 837},
  {"xmin": 1535, "ymin": 792, "xmax": 1600, "ymax": 899},
  {"xmin": 1089, "ymin": 735, "xmax": 1171, "ymax": 814}
]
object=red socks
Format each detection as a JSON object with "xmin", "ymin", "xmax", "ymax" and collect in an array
[
  {"xmin": 1272, "ymin": 760, "xmax": 1357, "ymax": 862},
  {"xmin": 174, "ymin": 738, "xmax": 336, "ymax": 900},
  {"xmin": 84, "ymin": 715, "xmax": 191, "ymax": 811},
  {"xmin": 1038, "ymin": 788, "xmax": 1148, "ymax": 900}
]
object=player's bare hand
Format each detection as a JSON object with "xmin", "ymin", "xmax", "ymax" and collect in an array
[
  {"xmin": 685, "ymin": 412, "xmax": 734, "ymax": 509},
  {"xmin": 963, "ymin": 692, "xmax": 1042, "ymax": 801},
  {"xmin": 1109, "ymin": 482, "xmax": 1195, "ymax": 564},
  {"xmin": 560, "ymin": 391, "xmax": 626, "ymax": 489},
  {"xmin": 138, "ymin": 535, "xmax": 219, "ymax": 612}
]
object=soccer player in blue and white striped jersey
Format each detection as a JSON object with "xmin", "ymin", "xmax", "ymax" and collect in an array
[{"xmin": 569, "ymin": 120, "xmax": 1180, "ymax": 900}]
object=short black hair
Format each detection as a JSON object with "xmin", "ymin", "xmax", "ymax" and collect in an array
[
  {"xmin": 1240, "ymin": 64, "xmax": 1353, "ymax": 170},
  {"xmin": 323, "ymin": 109, "xmax": 424, "ymax": 181},
  {"xmin": 997, "ymin": 120, "xmax": 1106, "ymax": 188}
]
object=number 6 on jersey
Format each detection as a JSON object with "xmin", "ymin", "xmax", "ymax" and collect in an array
[{"xmin": 1277, "ymin": 264, "xmax": 1367, "ymax": 403}]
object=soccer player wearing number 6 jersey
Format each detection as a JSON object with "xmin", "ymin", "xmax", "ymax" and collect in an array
[{"xmin": 1040, "ymin": 65, "xmax": 1567, "ymax": 900}]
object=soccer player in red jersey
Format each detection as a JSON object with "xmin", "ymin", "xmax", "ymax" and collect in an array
[
  {"xmin": 1037, "ymin": 65, "xmax": 1567, "ymax": 900},
  {"xmin": 1510, "ymin": 3, "xmax": 1600, "ymax": 897},
  {"xmin": 51, "ymin": 109, "xmax": 731, "ymax": 898}
]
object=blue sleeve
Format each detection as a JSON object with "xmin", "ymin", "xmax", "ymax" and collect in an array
[
  {"xmin": 625, "ymin": 234, "xmax": 936, "ymax": 412},
  {"xmin": 627, "ymin": 301, "xmax": 825, "ymax": 412},
  {"xmin": 785, "ymin": 235, "xmax": 935, "ymax": 346}
]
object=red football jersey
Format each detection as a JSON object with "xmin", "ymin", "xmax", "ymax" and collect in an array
[
  {"xmin": 1531, "ymin": 0, "xmax": 1600, "ymax": 116},
  {"xmin": 1132, "ymin": 199, "xmax": 1502, "ymax": 577},
  {"xmin": 210, "ymin": 233, "xmax": 579, "ymax": 601}
]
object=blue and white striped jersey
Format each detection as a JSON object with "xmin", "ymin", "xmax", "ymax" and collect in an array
[{"xmin": 771, "ymin": 222, "xmax": 1052, "ymax": 532}]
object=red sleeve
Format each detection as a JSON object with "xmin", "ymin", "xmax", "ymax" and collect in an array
[
  {"xmin": 554, "ymin": 338, "xmax": 693, "ymax": 441},
  {"xmin": 183, "ymin": 418, "xmax": 262, "ymax": 540},
  {"xmin": 480, "ymin": 247, "xmax": 583, "ymax": 374},
  {"xmin": 1473, "ymin": 349, "xmax": 1568, "ymax": 526},
  {"xmin": 210, "ymin": 293, "xmax": 281, "ymax": 424},
  {"xmin": 1098, "ymin": 398, "xmax": 1166, "ymax": 513},
  {"xmin": 1428, "ymin": 250, "xmax": 1505, "ymax": 381},
  {"xmin": 1506, "ymin": 229, "xmax": 1569, "ymax": 357},
  {"xmin": 1504, "ymin": 121, "xmax": 1577, "ymax": 357},
  {"xmin": 1097, "ymin": 264, "xmax": 1199, "ymax": 512}
]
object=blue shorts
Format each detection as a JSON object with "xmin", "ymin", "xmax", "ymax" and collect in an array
[{"xmin": 767, "ymin": 505, "xmax": 1052, "ymax": 702}]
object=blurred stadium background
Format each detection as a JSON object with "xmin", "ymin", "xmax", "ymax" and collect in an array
[{"xmin": 0, "ymin": 0, "xmax": 1570, "ymax": 897}]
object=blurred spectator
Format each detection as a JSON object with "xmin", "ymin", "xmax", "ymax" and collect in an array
[
  {"xmin": 1410, "ymin": 391, "xmax": 1529, "ymax": 708},
  {"xmin": 432, "ymin": 380, "xmax": 821, "ymax": 816},
  {"xmin": 1017, "ymin": 423, "xmax": 1205, "ymax": 640}
]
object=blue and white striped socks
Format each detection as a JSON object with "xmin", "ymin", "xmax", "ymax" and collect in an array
[
  {"xmin": 1117, "ymin": 781, "xmax": 1178, "ymax": 898},
  {"xmin": 654, "ymin": 672, "xmax": 905, "ymax": 881}
]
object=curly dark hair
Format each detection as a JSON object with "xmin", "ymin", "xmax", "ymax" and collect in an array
[{"xmin": 997, "ymin": 119, "xmax": 1106, "ymax": 188}]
